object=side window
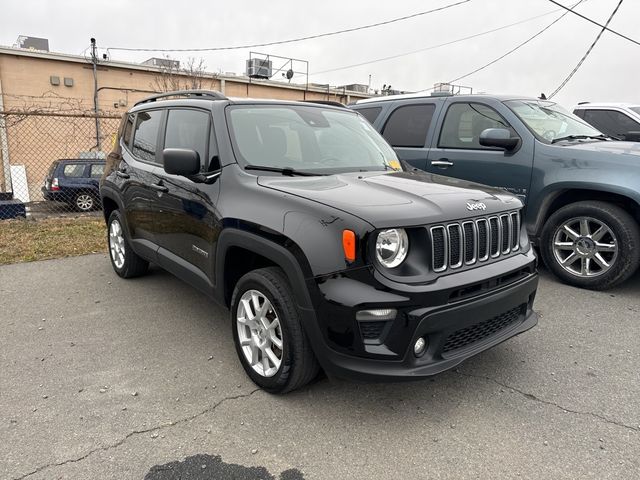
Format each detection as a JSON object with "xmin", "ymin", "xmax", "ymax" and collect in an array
[
  {"xmin": 583, "ymin": 109, "xmax": 640, "ymax": 136},
  {"xmin": 132, "ymin": 110, "xmax": 162, "ymax": 163},
  {"xmin": 90, "ymin": 164, "xmax": 105, "ymax": 178},
  {"xmin": 164, "ymin": 109, "xmax": 210, "ymax": 170},
  {"xmin": 356, "ymin": 107, "xmax": 382, "ymax": 125},
  {"xmin": 382, "ymin": 104, "xmax": 435, "ymax": 148},
  {"xmin": 122, "ymin": 113, "xmax": 134, "ymax": 149},
  {"xmin": 63, "ymin": 164, "xmax": 85, "ymax": 178},
  {"xmin": 439, "ymin": 103, "xmax": 516, "ymax": 149}
]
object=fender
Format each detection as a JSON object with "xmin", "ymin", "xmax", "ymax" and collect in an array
[{"xmin": 215, "ymin": 228, "xmax": 315, "ymax": 311}]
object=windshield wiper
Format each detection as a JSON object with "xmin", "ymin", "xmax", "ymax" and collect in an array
[
  {"xmin": 551, "ymin": 134, "xmax": 610, "ymax": 144},
  {"xmin": 244, "ymin": 165, "xmax": 324, "ymax": 176}
]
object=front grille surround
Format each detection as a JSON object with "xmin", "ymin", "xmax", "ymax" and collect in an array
[{"xmin": 429, "ymin": 211, "xmax": 521, "ymax": 273}]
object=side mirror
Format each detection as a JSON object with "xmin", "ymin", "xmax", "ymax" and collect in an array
[
  {"xmin": 622, "ymin": 131, "xmax": 640, "ymax": 142},
  {"xmin": 479, "ymin": 128, "xmax": 519, "ymax": 151},
  {"xmin": 163, "ymin": 148, "xmax": 200, "ymax": 176}
]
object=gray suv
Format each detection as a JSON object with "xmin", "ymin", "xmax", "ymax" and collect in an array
[{"xmin": 352, "ymin": 94, "xmax": 640, "ymax": 290}]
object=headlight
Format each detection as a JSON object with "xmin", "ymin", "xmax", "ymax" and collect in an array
[{"xmin": 375, "ymin": 229, "xmax": 409, "ymax": 268}]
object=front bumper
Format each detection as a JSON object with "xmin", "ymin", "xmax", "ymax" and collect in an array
[{"xmin": 302, "ymin": 250, "xmax": 539, "ymax": 381}]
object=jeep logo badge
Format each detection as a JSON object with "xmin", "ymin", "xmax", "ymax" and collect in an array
[{"xmin": 466, "ymin": 202, "xmax": 487, "ymax": 211}]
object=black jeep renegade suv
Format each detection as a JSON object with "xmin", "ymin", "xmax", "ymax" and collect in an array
[{"xmin": 100, "ymin": 90, "xmax": 539, "ymax": 393}]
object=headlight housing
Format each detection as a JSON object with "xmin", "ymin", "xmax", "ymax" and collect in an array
[{"xmin": 375, "ymin": 228, "xmax": 409, "ymax": 268}]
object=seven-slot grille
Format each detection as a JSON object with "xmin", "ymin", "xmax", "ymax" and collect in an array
[{"xmin": 430, "ymin": 211, "xmax": 520, "ymax": 272}]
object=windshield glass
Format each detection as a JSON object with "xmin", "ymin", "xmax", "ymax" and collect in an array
[
  {"xmin": 505, "ymin": 100, "xmax": 602, "ymax": 142},
  {"xmin": 630, "ymin": 106, "xmax": 640, "ymax": 116},
  {"xmin": 227, "ymin": 105, "xmax": 401, "ymax": 174}
]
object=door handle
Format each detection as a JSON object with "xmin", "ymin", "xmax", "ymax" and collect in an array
[
  {"xmin": 150, "ymin": 183, "xmax": 168, "ymax": 193},
  {"xmin": 431, "ymin": 159, "xmax": 454, "ymax": 168},
  {"xmin": 115, "ymin": 170, "xmax": 130, "ymax": 179}
]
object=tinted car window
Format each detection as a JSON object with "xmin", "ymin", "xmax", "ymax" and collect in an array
[
  {"xmin": 132, "ymin": 110, "xmax": 162, "ymax": 163},
  {"xmin": 123, "ymin": 113, "xmax": 135, "ymax": 148},
  {"xmin": 63, "ymin": 164, "xmax": 85, "ymax": 178},
  {"xmin": 164, "ymin": 109, "xmax": 209, "ymax": 168},
  {"xmin": 583, "ymin": 109, "xmax": 640, "ymax": 137},
  {"xmin": 439, "ymin": 103, "xmax": 515, "ymax": 149},
  {"xmin": 356, "ymin": 107, "xmax": 382, "ymax": 125},
  {"xmin": 382, "ymin": 104, "xmax": 435, "ymax": 148},
  {"xmin": 90, "ymin": 164, "xmax": 105, "ymax": 178}
]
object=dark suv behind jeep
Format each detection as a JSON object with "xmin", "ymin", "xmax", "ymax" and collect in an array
[
  {"xmin": 100, "ymin": 90, "xmax": 538, "ymax": 393},
  {"xmin": 42, "ymin": 159, "xmax": 105, "ymax": 211}
]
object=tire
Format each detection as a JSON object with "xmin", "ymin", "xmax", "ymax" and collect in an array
[
  {"xmin": 75, "ymin": 192, "xmax": 95, "ymax": 212},
  {"xmin": 231, "ymin": 267, "xmax": 320, "ymax": 393},
  {"xmin": 107, "ymin": 210, "xmax": 148, "ymax": 278},
  {"xmin": 540, "ymin": 201, "xmax": 640, "ymax": 290}
]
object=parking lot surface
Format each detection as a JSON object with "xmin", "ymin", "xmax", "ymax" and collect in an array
[{"xmin": 1, "ymin": 254, "xmax": 639, "ymax": 480}]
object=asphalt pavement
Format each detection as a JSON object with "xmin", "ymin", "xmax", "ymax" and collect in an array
[{"xmin": 1, "ymin": 254, "xmax": 639, "ymax": 480}]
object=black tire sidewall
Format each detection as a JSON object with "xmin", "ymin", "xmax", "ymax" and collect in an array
[
  {"xmin": 541, "ymin": 202, "xmax": 640, "ymax": 289},
  {"xmin": 230, "ymin": 273, "xmax": 297, "ymax": 392}
]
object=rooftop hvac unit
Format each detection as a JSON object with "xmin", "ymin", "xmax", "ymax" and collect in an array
[
  {"xmin": 246, "ymin": 58, "xmax": 272, "ymax": 79},
  {"xmin": 15, "ymin": 35, "xmax": 49, "ymax": 52}
]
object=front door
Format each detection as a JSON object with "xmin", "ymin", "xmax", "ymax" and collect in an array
[
  {"xmin": 153, "ymin": 108, "xmax": 221, "ymax": 289},
  {"xmin": 425, "ymin": 100, "xmax": 534, "ymax": 204}
]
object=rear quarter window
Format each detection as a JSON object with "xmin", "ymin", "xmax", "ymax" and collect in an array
[{"xmin": 355, "ymin": 107, "xmax": 382, "ymax": 125}]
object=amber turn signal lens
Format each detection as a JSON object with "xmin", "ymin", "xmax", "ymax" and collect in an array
[{"xmin": 342, "ymin": 230, "xmax": 356, "ymax": 263}]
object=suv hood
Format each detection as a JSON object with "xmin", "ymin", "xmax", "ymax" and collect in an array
[
  {"xmin": 258, "ymin": 171, "xmax": 522, "ymax": 228},
  {"xmin": 558, "ymin": 140, "xmax": 640, "ymax": 157}
]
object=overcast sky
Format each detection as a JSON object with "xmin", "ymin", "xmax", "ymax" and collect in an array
[{"xmin": 2, "ymin": 0, "xmax": 638, "ymax": 107}]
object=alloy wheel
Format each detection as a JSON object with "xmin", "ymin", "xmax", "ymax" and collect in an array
[
  {"xmin": 236, "ymin": 289, "xmax": 283, "ymax": 378},
  {"xmin": 76, "ymin": 194, "xmax": 94, "ymax": 211},
  {"xmin": 552, "ymin": 216, "xmax": 618, "ymax": 277},
  {"xmin": 109, "ymin": 219, "xmax": 126, "ymax": 269}
]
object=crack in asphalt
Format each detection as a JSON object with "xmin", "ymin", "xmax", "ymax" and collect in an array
[
  {"xmin": 11, "ymin": 388, "xmax": 262, "ymax": 480},
  {"xmin": 456, "ymin": 370, "xmax": 639, "ymax": 433}
]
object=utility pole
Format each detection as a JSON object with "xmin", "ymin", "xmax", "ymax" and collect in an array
[{"xmin": 90, "ymin": 38, "xmax": 102, "ymax": 151}]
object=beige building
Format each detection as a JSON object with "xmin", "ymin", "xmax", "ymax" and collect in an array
[{"xmin": 0, "ymin": 45, "xmax": 371, "ymax": 201}]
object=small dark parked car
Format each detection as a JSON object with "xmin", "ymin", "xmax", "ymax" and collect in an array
[
  {"xmin": 100, "ymin": 90, "xmax": 538, "ymax": 393},
  {"xmin": 42, "ymin": 159, "xmax": 105, "ymax": 211},
  {"xmin": 352, "ymin": 94, "xmax": 640, "ymax": 290}
]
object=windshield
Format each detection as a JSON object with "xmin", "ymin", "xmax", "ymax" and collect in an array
[
  {"xmin": 630, "ymin": 106, "xmax": 640, "ymax": 116},
  {"xmin": 505, "ymin": 100, "xmax": 603, "ymax": 143},
  {"xmin": 227, "ymin": 105, "xmax": 401, "ymax": 174}
]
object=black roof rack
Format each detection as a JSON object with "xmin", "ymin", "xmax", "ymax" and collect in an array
[
  {"xmin": 134, "ymin": 90, "xmax": 227, "ymax": 106},
  {"xmin": 303, "ymin": 100, "xmax": 347, "ymax": 108}
]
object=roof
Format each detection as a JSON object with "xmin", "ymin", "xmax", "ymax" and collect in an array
[
  {"xmin": 573, "ymin": 102, "xmax": 640, "ymax": 109},
  {"xmin": 354, "ymin": 92, "xmax": 539, "ymax": 105}
]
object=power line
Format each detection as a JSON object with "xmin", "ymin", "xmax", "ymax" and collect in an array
[
  {"xmin": 547, "ymin": 0, "xmax": 640, "ymax": 47},
  {"xmin": 447, "ymin": 0, "xmax": 585, "ymax": 84},
  {"xmin": 310, "ymin": 6, "xmax": 571, "ymax": 76},
  {"xmin": 106, "ymin": 0, "xmax": 472, "ymax": 54},
  {"xmin": 548, "ymin": 0, "xmax": 624, "ymax": 98}
]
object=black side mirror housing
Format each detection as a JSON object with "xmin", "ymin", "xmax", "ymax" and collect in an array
[
  {"xmin": 479, "ymin": 128, "xmax": 519, "ymax": 151},
  {"xmin": 163, "ymin": 148, "xmax": 201, "ymax": 176},
  {"xmin": 622, "ymin": 131, "xmax": 640, "ymax": 142}
]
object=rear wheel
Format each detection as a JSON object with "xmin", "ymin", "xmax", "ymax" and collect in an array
[
  {"xmin": 540, "ymin": 201, "xmax": 640, "ymax": 290},
  {"xmin": 231, "ymin": 267, "xmax": 319, "ymax": 393},
  {"xmin": 107, "ymin": 210, "xmax": 148, "ymax": 278},
  {"xmin": 75, "ymin": 192, "xmax": 95, "ymax": 212}
]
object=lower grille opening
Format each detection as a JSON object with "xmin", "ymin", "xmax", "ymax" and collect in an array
[
  {"xmin": 359, "ymin": 321, "xmax": 388, "ymax": 341},
  {"xmin": 441, "ymin": 305, "xmax": 524, "ymax": 355}
]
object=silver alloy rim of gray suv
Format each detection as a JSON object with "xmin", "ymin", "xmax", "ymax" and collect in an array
[
  {"xmin": 109, "ymin": 219, "xmax": 126, "ymax": 269},
  {"xmin": 236, "ymin": 289, "xmax": 283, "ymax": 378},
  {"xmin": 552, "ymin": 216, "xmax": 618, "ymax": 277},
  {"xmin": 76, "ymin": 194, "xmax": 94, "ymax": 211}
]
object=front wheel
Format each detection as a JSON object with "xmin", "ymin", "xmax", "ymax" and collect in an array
[
  {"xmin": 540, "ymin": 201, "xmax": 640, "ymax": 290},
  {"xmin": 231, "ymin": 267, "xmax": 319, "ymax": 393}
]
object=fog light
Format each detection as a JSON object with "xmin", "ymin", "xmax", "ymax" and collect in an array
[
  {"xmin": 413, "ymin": 337, "xmax": 427, "ymax": 357},
  {"xmin": 355, "ymin": 309, "xmax": 397, "ymax": 321}
]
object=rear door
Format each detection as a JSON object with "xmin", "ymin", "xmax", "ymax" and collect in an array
[
  {"xmin": 153, "ymin": 107, "xmax": 221, "ymax": 291},
  {"xmin": 425, "ymin": 99, "xmax": 534, "ymax": 204}
]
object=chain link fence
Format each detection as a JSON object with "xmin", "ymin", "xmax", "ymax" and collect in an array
[{"xmin": 0, "ymin": 111, "xmax": 121, "ymax": 219}]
